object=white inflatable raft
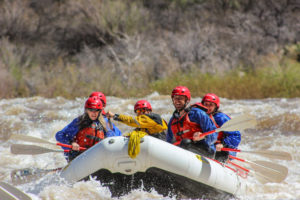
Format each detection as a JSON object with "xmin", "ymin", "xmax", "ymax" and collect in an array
[{"xmin": 60, "ymin": 136, "xmax": 244, "ymax": 197}]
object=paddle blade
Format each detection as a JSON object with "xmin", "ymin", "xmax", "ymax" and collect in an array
[
  {"xmin": 0, "ymin": 181, "xmax": 31, "ymax": 200},
  {"xmin": 217, "ymin": 114, "xmax": 257, "ymax": 132},
  {"xmin": 11, "ymin": 168, "xmax": 62, "ymax": 185},
  {"xmin": 254, "ymin": 172, "xmax": 280, "ymax": 184},
  {"xmin": 10, "ymin": 134, "xmax": 56, "ymax": 145},
  {"xmin": 250, "ymin": 160, "xmax": 288, "ymax": 183},
  {"xmin": 223, "ymin": 148, "xmax": 292, "ymax": 161},
  {"xmin": 11, "ymin": 144, "xmax": 64, "ymax": 155},
  {"xmin": 248, "ymin": 150, "xmax": 292, "ymax": 161}
]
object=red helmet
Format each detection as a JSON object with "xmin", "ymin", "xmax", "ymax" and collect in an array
[
  {"xmin": 134, "ymin": 100, "xmax": 152, "ymax": 112},
  {"xmin": 171, "ymin": 86, "xmax": 191, "ymax": 101},
  {"xmin": 89, "ymin": 91, "xmax": 106, "ymax": 107},
  {"xmin": 202, "ymin": 93, "xmax": 220, "ymax": 108},
  {"xmin": 85, "ymin": 96, "xmax": 103, "ymax": 110}
]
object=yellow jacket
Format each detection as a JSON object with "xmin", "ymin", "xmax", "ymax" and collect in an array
[
  {"xmin": 114, "ymin": 113, "xmax": 167, "ymax": 158},
  {"xmin": 116, "ymin": 113, "xmax": 168, "ymax": 135}
]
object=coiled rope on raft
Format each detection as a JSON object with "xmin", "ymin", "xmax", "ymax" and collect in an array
[{"xmin": 127, "ymin": 130, "xmax": 147, "ymax": 158}]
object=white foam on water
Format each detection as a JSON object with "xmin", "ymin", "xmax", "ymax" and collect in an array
[{"xmin": 0, "ymin": 95, "xmax": 299, "ymax": 199}]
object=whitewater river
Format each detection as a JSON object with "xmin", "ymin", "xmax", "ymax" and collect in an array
[{"xmin": 0, "ymin": 92, "xmax": 299, "ymax": 200}]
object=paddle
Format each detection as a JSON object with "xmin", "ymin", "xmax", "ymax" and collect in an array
[
  {"xmin": 174, "ymin": 114, "xmax": 256, "ymax": 145},
  {"xmin": 108, "ymin": 118, "xmax": 113, "ymax": 130},
  {"xmin": 207, "ymin": 157, "xmax": 251, "ymax": 179},
  {"xmin": 226, "ymin": 160, "xmax": 250, "ymax": 177},
  {"xmin": 229, "ymin": 155, "xmax": 288, "ymax": 183},
  {"xmin": 180, "ymin": 114, "xmax": 256, "ymax": 162},
  {"xmin": 226, "ymin": 160, "xmax": 275, "ymax": 183},
  {"xmin": 222, "ymin": 148, "xmax": 292, "ymax": 161},
  {"xmin": 11, "ymin": 167, "xmax": 63, "ymax": 185},
  {"xmin": 9, "ymin": 134, "xmax": 86, "ymax": 150},
  {"xmin": 0, "ymin": 181, "xmax": 31, "ymax": 200},
  {"xmin": 11, "ymin": 144, "xmax": 70, "ymax": 155},
  {"xmin": 201, "ymin": 114, "xmax": 257, "ymax": 137}
]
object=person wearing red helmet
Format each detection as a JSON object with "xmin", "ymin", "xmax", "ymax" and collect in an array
[
  {"xmin": 202, "ymin": 93, "xmax": 220, "ymax": 111},
  {"xmin": 134, "ymin": 100, "xmax": 152, "ymax": 114},
  {"xmin": 55, "ymin": 96, "xmax": 120, "ymax": 162},
  {"xmin": 89, "ymin": 91, "xmax": 122, "ymax": 136},
  {"xmin": 167, "ymin": 86, "xmax": 218, "ymax": 158},
  {"xmin": 89, "ymin": 91, "xmax": 107, "ymax": 113},
  {"xmin": 106, "ymin": 100, "xmax": 167, "ymax": 140},
  {"xmin": 202, "ymin": 93, "xmax": 241, "ymax": 162}
]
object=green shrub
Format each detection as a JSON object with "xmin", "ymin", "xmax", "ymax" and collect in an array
[{"xmin": 150, "ymin": 57, "xmax": 300, "ymax": 99}]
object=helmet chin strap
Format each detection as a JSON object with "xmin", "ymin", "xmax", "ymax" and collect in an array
[
  {"xmin": 183, "ymin": 99, "xmax": 190, "ymax": 110},
  {"xmin": 211, "ymin": 107, "xmax": 218, "ymax": 115},
  {"xmin": 175, "ymin": 100, "xmax": 190, "ymax": 112}
]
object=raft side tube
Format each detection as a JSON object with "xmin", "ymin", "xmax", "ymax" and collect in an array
[{"xmin": 60, "ymin": 136, "xmax": 242, "ymax": 194}]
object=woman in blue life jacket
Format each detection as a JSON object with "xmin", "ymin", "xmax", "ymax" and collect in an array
[
  {"xmin": 202, "ymin": 93, "xmax": 241, "ymax": 162},
  {"xmin": 166, "ymin": 86, "xmax": 218, "ymax": 158},
  {"xmin": 55, "ymin": 96, "xmax": 122, "ymax": 162}
]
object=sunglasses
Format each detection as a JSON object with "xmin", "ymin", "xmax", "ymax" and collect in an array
[
  {"xmin": 136, "ymin": 108, "xmax": 148, "ymax": 113},
  {"xmin": 87, "ymin": 108, "xmax": 101, "ymax": 112}
]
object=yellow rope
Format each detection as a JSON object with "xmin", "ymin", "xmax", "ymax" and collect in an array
[{"xmin": 128, "ymin": 130, "xmax": 147, "ymax": 159}]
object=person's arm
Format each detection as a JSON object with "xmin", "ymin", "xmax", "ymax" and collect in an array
[
  {"xmin": 166, "ymin": 117, "xmax": 174, "ymax": 143},
  {"xmin": 223, "ymin": 131, "xmax": 241, "ymax": 149},
  {"xmin": 106, "ymin": 111, "xmax": 140, "ymax": 128},
  {"xmin": 199, "ymin": 112, "xmax": 218, "ymax": 146},
  {"xmin": 215, "ymin": 113, "xmax": 241, "ymax": 149},
  {"xmin": 109, "ymin": 113, "xmax": 155, "ymax": 129},
  {"xmin": 55, "ymin": 118, "xmax": 79, "ymax": 149},
  {"xmin": 136, "ymin": 113, "xmax": 168, "ymax": 131},
  {"xmin": 110, "ymin": 122, "xmax": 122, "ymax": 136},
  {"xmin": 107, "ymin": 111, "xmax": 167, "ymax": 135},
  {"xmin": 103, "ymin": 117, "xmax": 122, "ymax": 137},
  {"xmin": 190, "ymin": 109, "xmax": 218, "ymax": 150},
  {"xmin": 116, "ymin": 114, "xmax": 140, "ymax": 127}
]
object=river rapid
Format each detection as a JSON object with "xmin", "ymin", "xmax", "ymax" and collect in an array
[{"xmin": 0, "ymin": 92, "xmax": 299, "ymax": 200}]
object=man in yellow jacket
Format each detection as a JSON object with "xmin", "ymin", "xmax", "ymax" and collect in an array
[{"xmin": 106, "ymin": 100, "xmax": 168, "ymax": 158}]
